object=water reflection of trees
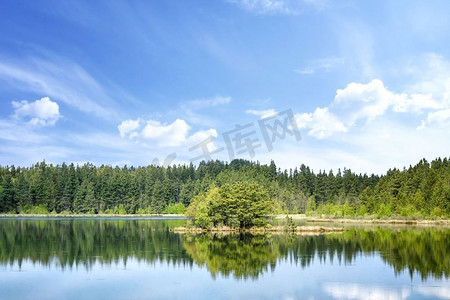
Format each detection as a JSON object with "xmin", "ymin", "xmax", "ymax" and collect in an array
[
  {"xmin": 274, "ymin": 228, "xmax": 450, "ymax": 280},
  {"xmin": 183, "ymin": 229, "xmax": 450, "ymax": 280},
  {"xmin": 337, "ymin": 228, "xmax": 450, "ymax": 280},
  {"xmin": 183, "ymin": 234, "xmax": 279, "ymax": 280},
  {"xmin": 0, "ymin": 219, "xmax": 449, "ymax": 280},
  {"xmin": 0, "ymin": 219, "xmax": 192, "ymax": 270}
]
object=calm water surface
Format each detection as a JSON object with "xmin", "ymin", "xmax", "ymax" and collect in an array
[{"xmin": 0, "ymin": 218, "xmax": 449, "ymax": 299}]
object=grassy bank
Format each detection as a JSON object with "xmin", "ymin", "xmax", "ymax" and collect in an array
[{"xmin": 275, "ymin": 214, "xmax": 450, "ymax": 225}]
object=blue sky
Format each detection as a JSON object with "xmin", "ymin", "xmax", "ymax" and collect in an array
[{"xmin": 1, "ymin": 0, "xmax": 449, "ymax": 174}]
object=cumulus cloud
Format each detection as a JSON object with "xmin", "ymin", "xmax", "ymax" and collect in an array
[
  {"xmin": 118, "ymin": 119, "xmax": 141, "ymax": 138},
  {"xmin": 12, "ymin": 97, "xmax": 61, "ymax": 126},
  {"xmin": 419, "ymin": 108, "xmax": 450, "ymax": 129},
  {"xmin": 334, "ymin": 79, "xmax": 395, "ymax": 123},
  {"xmin": 295, "ymin": 107, "xmax": 347, "ymax": 139},
  {"xmin": 246, "ymin": 108, "xmax": 277, "ymax": 118},
  {"xmin": 187, "ymin": 128, "xmax": 220, "ymax": 152},
  {"xmin": 187, "ymin": 128, "xmax": 218, "ymax": 145},
  {"xmin": 118, "ymin": 118, "xmax": 190, "ymax": 147},
  {"xmin": 392, "ymin": 93, "xmax": 441, "ymax": 113},
  {"xmin": 118, "ymin": 118, "xmax": 219, "ymax": 149},
  {"xmin": 297, "ymin": 79, "xmax": 446, "ymax": 139},
  {"xmin": 141, "ymin": 119, "xmax": 190, "ymax": 147}
]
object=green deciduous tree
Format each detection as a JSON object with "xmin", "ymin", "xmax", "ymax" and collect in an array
[{"xmin": 187, "ymin": 181, "xmax": 273, "ymax": 229}]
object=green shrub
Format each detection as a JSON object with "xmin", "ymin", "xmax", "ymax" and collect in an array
[
  {"xmin": 163, "ymin": 202, "xmax": 185, "ymax": 214},
  {"xmin": 114, "ymin": 204, "xmax": 127, "ymax": 215},
  {"xmin": 305, "ymin": 196, "xmax": 316, "ymax": 216},
  {"xmin": 19, "ymin": 204, "xmax": 49, "ymax": 214},
  {"xmin": 400, "ymin": 204, "xmax": 421, "ymax": 219},
  {"xmin": 342, "ymin": 201, "xmax": 355, "ymax": 217},
  {"xmin": 136, "ymin": 207, "xmax": 153, "ymax": 214},
  {"xmin": 356, "ymin": 205, "xmax": 368, "ymax": 216},
  {"xmin": 376, "ymin": 204, "xmax": 392, "ymax": 219},
  {"xmin": 430, "ymin": 207, "xmax": 444, "ymax": 219}
]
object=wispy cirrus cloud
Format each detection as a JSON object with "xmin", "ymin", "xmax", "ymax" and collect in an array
[
  {"xmin": 0, "ymin": 56, "xmax": 119, "ymax": 120},
  {"xmin": 187, "ymin": 96, "xmax": 231, "ymax": 109},
  {"xmin": 179, "ymin": 96, "xmax": 231, "ymax": 127},
  {"xmin": 245, "ymin": 108, "xmax": 277, "ymax": 118},
  {"xmin": 295, "ymin": 57, "xmax": 345, "ymax": 75},
  {"xmin": 227, "ymin": 0, "xmax": 327, "ymax": 15}
]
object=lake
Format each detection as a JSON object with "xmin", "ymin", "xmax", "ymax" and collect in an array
[{"xmin": 0, "ymin": 218, "xmax": 449, "ymax": 299}]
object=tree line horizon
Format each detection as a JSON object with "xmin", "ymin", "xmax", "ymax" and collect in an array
[{"xmin": 0, "ymin": 157, "xmax": 449, "ymax": 218}]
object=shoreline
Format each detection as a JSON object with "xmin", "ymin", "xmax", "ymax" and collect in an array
[{"xmin": 1, "ymin": 213, "xmax": 450, "ymax": 225}]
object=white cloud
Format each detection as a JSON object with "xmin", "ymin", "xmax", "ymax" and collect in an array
[
  {"xmin": 281, "ymin": 76, "xmax": 450, "ymax": 173},
  {"xmin": 392, "ymin": 93, "xmax": 441, "ymax": 113},
  {"xmin": 0, "ymin": 119, "xmax": 48, "ymax": 144},
  {"xmin": 246, "ymin": 108, "xmax": 277, "ymax": 118},
  {"xmin": 403, "ymin": 53, "xmax": 450, "ymax": 108},
  {"xmin": 118, "ymin": 118, "xmax": 220, "ymax": 149},
  {"xmin": 141, "ymin": 119, "xmax": 190, "ymax": 147},
  {"xmin": 334, "ymin": 79, "xmax": 395, "ymax": 123},
  {"xmin": 419, "ymin": 108, "xmax": 450, "ymax": 129},
  {"xmin": 188, "ymin": 96, "xmax": 231, "ymax": 109},
  {"xmin": 187, "ymin": 128, "xmax": 219, "ymax": 152},
  {"xmin": 295, "ymin": 107, "xmax": 347, "ymax": 139},
  {"xmin": 12, "ymin": 97, "xmax": 61, "ymax": 126},
  {"xmin": 323, "ymin": 283, "xmax": 411, "ymax": 300},
  {"xmin": 334, "ymin": 79, "xmax": 444, "ymax": 122},
  {"xmin": 228, "ymin": 0, "xmax": 295, "ymax": 15},
  {"xmin": 118, "ymin": 119, "xmax": 142, "ymax": 138},
  {"xmin": 187, "ymin": 128, "xmax": 218, "ymax": 145},
  {"xmin": 297, "ymin": 79, "xmax": 447, "ymax": 139},
  {"xmin": 416, "ymin": 286, "xmax": 450, "ymax": 299},
  {"xmin": 0, "ymin": 57, "xmax": 119, "ymax": 119},
  {"xmin": 227, "ymin": 0, "xmax": 325, "ymax": 15},
  {"xmin": 180, "ymin": 96, "xmax": 232, "ymax": 127},
  {"xmin": 296, "ymin": 57, "xmax": 344, "ymax": 75}
]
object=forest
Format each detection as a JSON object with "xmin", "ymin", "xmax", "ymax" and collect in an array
[{"xmin": 0, "ymin": 157, "xmax": 449, "ymax": 218}]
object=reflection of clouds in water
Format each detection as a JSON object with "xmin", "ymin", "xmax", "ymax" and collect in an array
[
  {"xmin": 416, "ymin": 286, "xmax": 450, "ymax": 299},
  {"xmin": 323, "ymin": 283, "xmax": 411, "ymax": 300}
]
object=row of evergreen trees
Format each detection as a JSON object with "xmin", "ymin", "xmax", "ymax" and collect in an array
[{"xmin": 0, "ymin": 157, "xmax": 449, "ymax": 217}]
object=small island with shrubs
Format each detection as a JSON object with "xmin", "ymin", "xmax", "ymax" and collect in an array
[{"xmin": 175, "ymin": 181, "xmax": 344, "ymax": 234}]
